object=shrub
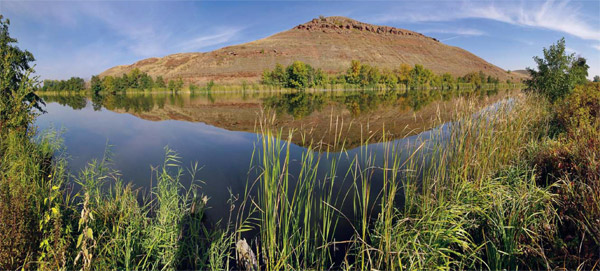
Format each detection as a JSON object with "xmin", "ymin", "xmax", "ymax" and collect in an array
[
  {"xmin": 531, "ymin": 82, "xmax": 600, "ymax": 268},
  {"xmin": 525, "ymin": 38, "xmax": 589, "ymax": 102}
]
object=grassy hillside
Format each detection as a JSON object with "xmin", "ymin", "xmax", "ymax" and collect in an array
[{"xmin": 100, "ymin": 16, "xmax": 525, "ymax": 85}]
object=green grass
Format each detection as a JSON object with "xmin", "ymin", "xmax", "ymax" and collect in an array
[{"xmin": 1, "ymin": 88, "xmax": 598, "ymax": 270}]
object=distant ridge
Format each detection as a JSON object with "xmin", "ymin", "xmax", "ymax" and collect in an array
[{"xmin": 100, "ymin": 16, "xmax": 523, "ymax": 84}]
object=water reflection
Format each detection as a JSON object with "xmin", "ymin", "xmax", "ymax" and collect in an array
[
  {"xmin": 40, "ymin": 87, "xmax": 505, "ymax": 149},
  {"xmin": 41, "ymin": 87, "xmax": 501, "ymax": 118}
]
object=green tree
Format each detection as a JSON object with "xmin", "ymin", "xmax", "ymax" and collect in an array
[
  {"xmin": 206, "ymin": 80, "xmax": 215, "ymax": 91},
  {"xmin": 167, "ymin": 79, "xmax": 176, "ymax": 91},
  {"xmin": 40, "ymin": 77, "xmax": 85, "ymax": 92},
  {"xmin": 312, "ymin": 68, "xmax": 327, "ymax": 87},
  {"xmin": 102, "ymin": 76, "xmax": 115, "ymax": 93},
  {"xmin": 66, "ymin": 77, "xmax": 85, "ymax": 91},
  {"xmin": 174, "ymin": 78, "xmax": 184, "ymax": 91},
  {"xmin": 358, "ymin": 64, "xmax": 381, "ymax": 87},
  {"xmin": 188, "ymin": 83, "xmax": 199, "ymax": 91},
  {"xmin": 594, "ymin": 75, "xmax": 600, "ymax": 82},
  {"xmin": 570, "ymin": 57, "xmax": 590, "ymax": 86},
  {"xmin": 408, "ymin": 64, "xmax": 435, "ymax": 89},
  {"xmin": 41, "ymin": 80, "xmax": 56, "ymax": 92},
  {"xmin": 460, "ymin": 72, "xmax": 483, "ymax": 87},
  {"xmin": 273, "ymin": 64, "xmax": 287, "ymax": 85},
  {"xmin": 526, "ymin": 38, "xmax": 589, "ymax": 102},
  {"xmin": 127, "ymin": 68, "xmax": 142, "ymax": 89},
  {"xmin": 139, "ymin": 73, "xmax": 154, "ymax": 90},
  {"xmin": 396, "ymin": 64, "xmax": 412, "ymax": 85},
  {"xmin": 380, "ymin": 68, "xmax": 398, "ymax": 90},
  {"xmin": 261, "ymin": 70, "xmax": 274, "ymax": 85},
  {"xmin": 441, "ymin": 73, "xmax": 456, "ymax": 90},
  {"xmin": 346, "ymin": 60, "xmax": 361, "ymax": 85},
  {"xmin": 155, "ymin": 76, "xmax": 166, "ymax": 88},
  {"xmin": 286, "ymin": 61, "xmax": 309, "ymax": 89},
  {"xmin": 90, "ymin": 75, "xmax": 103, "ymax": 94},
  {"xmin": 113, "ymin": 76, "xmax": 127, "ymax": 92},
  {"xmin": 0, "ymin": 15, "xmax": 42, "ymax": 131},
  {"xmin": 262, "ymin": 63, "xmax": 288, "ymax": 86}
]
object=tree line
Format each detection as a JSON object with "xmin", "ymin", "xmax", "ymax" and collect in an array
[
  {"xmin": 87, "ymin": 69, "xmax": 217, "ymax": 93},
  {"xmin": 37, "ymin": 58, "xmax": 597, "ymax": 94},
  {"xmin": 90, "ymin": 69, "xmax": 186, "ymax": 93},
  {"xmin": 38, "ymin": 69, "xmax": 189, "ymax": 93},
  {"xmin": 262, "ymin": 60, "xmax": 508, "ymax": 90},
  {"xmin": 40, "ymin": 77, "xmax": 85, "ymax": 92}
]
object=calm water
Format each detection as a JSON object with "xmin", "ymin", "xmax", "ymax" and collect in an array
[{"xmin": 36, "ymin": 89, "xmax": 510, "ymax": 224}]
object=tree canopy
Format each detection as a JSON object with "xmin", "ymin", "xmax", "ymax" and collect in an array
[
  {"xmin": 41, "ymin": 77, "xmax": 85, "ymax": 92},
  {"xmin": 262, "ymin": 60, "xmax": 504, "ymax": 90},
  {"xmin": 0, "ymin": 15, "xmax": 43, "ymax": 131},
  {"xmin": 525, "ymin": 38, "xmax": 589, "ymax": 102},
  {"xmin": 262, "ymin": 61, "xmax": 327, "ymax": 89}
]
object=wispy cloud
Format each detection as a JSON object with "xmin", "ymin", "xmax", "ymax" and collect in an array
[
  {"xmin": 592, "ymin": 44, "xmax": 600, "ymax": 51},
  {"xmin": 467, "ymin": 1, "xmax": 600, "ymax": 41},
  {"xmin": 178, "ymin": 28, "xmax": 244, "ymax": 52},
  {"xmin": 2, "ymin": 1, "xmax": 246, "ymax": 78},
  {"xmin": 419, "ymin": 28, "xmax": 486, "ymax": 36},
  {"xmin": 3, "ymin": 2, "xmax": 243, "ymax": 57},
  {"xmin": 372, "ymin": 0, "xmax": 600, "ymax": 42},
  {"xmin": 440, "ymin": 36, "xmax": 461, "ymax": 42}
]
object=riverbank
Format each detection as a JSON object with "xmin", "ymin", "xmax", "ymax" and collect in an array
[
  {"xmin": 2, "ymin": 83, "xmax": 598, "ymax": 270},
  {"xmin": 36, "ymin": 80, "xmax": 524, "ymax": 95}
]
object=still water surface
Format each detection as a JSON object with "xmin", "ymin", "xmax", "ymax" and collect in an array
[{"xmin": 36, "ymin": 89, "xmax": 511, "ymax": 223}]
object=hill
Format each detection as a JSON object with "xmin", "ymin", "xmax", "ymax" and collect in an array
[{"xmin": 100, "ymin": 16, "xmax": 524, "ymax": 84}]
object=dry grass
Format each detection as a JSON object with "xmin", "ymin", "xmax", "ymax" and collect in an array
[{"xmin": 100, "ymin": 16, "xmax": 524, "ymax": 85}]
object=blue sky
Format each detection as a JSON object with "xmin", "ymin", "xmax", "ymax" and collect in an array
[{"xmin": 1, "ymin": 0, "xmax": 599, "ymax": 80}]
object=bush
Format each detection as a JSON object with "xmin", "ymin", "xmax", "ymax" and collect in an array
[
  {"xmin": 525, "ymin": 38, "xmax": 589, "ymax": 102},
  {"xmin": 531, "ymin": 82, "xmax": 600, "ymax": 268},
  {"xmin": 535, "ymin": 83, "xmax": 600, "ymax": 183},
  {"xmin": 262, "ymin": 61, "xmax": 327, "ymax": 89}
]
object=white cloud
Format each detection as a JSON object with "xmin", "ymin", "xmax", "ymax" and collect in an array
[
  {"xmin": 3, "ymin": 2, "xmax": 242, "ymax": 57},
  {"xmin": 419, "ymin": 28, "xmax": 486, "ymax": 36},
  {"xmin": 592, "ymin": 44, "xmax": 600, "ymax": 51},
  {"xmin": 467, "ymin": 1, "xmax": 600, "ymax": 41},
  {"xmin": 2, "ymin": 1, "xmax": 246, "ymax": 79},
  {"xmin": 178, "ymin": 28, "xmax": 244, "ymax": 52},
  {"xmin": 371, "ymin": 0, "xmax": 600, "ymax": 42}
]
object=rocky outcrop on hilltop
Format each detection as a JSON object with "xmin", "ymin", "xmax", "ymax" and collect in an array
[{"xmin": 295, "ymin": 16, "xmax": 439, "ymax": 41}]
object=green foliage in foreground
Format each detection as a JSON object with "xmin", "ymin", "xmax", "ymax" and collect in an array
[
  {"xmin": 0, "ymin": 15, "xmax": 43, "ymax": 132},
  {"xmin": 531, "ymin": 82, "xmax": 600, "ymax": 267},
  {"xmin": 0, "ymin": 17, "xmax": 233, "ymax": 270},
  {"xmin": 525, "ymin": 38, "xmax": 590, "ymax": 102},
  {"xmin": 1, "ymin": 134, "xmax": 232, "ymax": 270},
  {"xmin": 4, "ymin": 82, "xmax": 600, "ymax": 271}
]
